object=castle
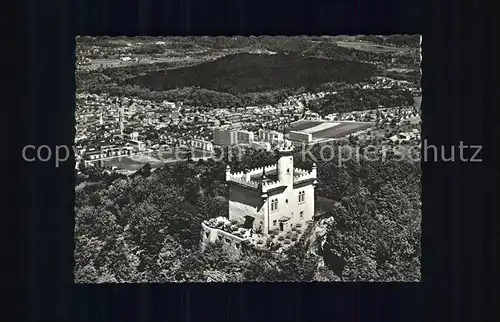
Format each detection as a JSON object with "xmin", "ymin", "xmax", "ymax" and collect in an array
[{"xmin": 201, "ymin": 139, "xmax": 318, "ymax": 252}]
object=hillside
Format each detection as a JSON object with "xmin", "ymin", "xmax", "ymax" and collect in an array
[
  {"xmin": 125, "ymin": 53, "xmax": 377, "ymax": 94},
  {"xmin": 74, "ymin": 144, "xmax": 421, "ymax": 282}
]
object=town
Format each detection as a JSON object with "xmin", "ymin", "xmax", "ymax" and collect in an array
[{"xmin": 76, "ymin": 78, "xmax": 421, "ymax": 175}]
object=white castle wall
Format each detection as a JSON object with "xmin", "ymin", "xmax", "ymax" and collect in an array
[
  {"xmin": 228, "ymin": 185, "xmax": 265, "ymax": 231},
  {"xmin": 201, "ymin": 222, "xmax": 245, "ymax": 252},
  {"xmin": 266, "ymin": 181, "xmax": 314, "ymax": 232}
]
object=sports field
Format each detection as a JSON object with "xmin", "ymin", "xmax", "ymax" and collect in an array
[
  {"xmin": 289, "ymin": 120, "xmax": 325, "ymax": 131},
  {"xmin": 102, "ymin": 157, "xmax": 154, "ymax": 170},
  {"xmin": 98, "ymin": 148, "xmax": 209, "ymax": 170},
  {"xmin": 289, "ymin": 120, "xmax": 373, "ymax": 140}
]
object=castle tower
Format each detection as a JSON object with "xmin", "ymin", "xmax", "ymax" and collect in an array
[{"xmin": 276, "ymin": 139, "xmax": 294, "ymax": 187}]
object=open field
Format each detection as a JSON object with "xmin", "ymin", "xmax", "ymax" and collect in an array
[
  {"xmin": 289, "ymin": 120, "xmax": 327, "ymax": 131},
  {"xmin": 290, "ymin": 120, "xmax": 373, "ymax": 139},
  {"xmin": 336, "ymin": 41, "xmax": 412, "ymax": 53},
  {"xmin": 101, "ymin": 156, "xmax": 154, "ymax": 170},
  {"xmin": 300, "ymin": 122, "xmax": 340, "ymax": 134},
  {"xmin": 86, "ymin": 56, "xmax": 200, "ymax": 70},
  {"xmin": 311, "ymin": 122, "xmax": 372, "ymax": 139}
]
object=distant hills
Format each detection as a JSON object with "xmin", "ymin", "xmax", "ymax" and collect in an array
[
  {"xmin": 78, "ymin": 35, "xmax": 421, "ymax": 51},
  {"xmin": 125, "ymin": 53, "xmax": 377, "ymax": 94}
]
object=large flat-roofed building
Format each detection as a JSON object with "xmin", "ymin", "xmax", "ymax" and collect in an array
[
  {"xmin": 213, "ymin": 128, "xmax": 254, "ymax": 146},
  {"xmin": 213, "ymin": 127, "xmax": 237, "ymax": 147},
  {"xmin": 288, "ymin": 130, "xmax": 313, "ymax": 143}
]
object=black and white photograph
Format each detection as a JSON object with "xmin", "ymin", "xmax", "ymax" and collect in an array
[{"xmin": 74, "ymin": 35, "xmax": 422, "ymax": 283}]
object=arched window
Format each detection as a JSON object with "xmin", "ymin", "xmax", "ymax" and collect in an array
[
  {"xmin": 298, "ymin": 191, "xmax": 305, "ymax": 203},
  {"xmin": 271, "ymin": 199, "xmax": 278, "ymax": 211}
]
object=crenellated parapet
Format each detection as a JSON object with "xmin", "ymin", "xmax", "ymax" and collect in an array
[
  {"xmin": 226, "ymin": 164, "xmax": 279, "ymax": 190},
  {"xmin": 293, "ymin": 168, "xmax": 310, "ymax": 175},
  {"xmin": 226, "ymin": 164, "xmax": 276, "ymax": 178},
  {"xmin": 241, "ymin": 164, "xmax": 277, "ymax": 177},
  {"xmin": 293, "ymin": 163, "xmax": 317, "ymax": 184},
  {"xmin": 228, "ymin": 175, "xmax": 260, "ymax": 189},
  {"xmin": 229, "ymin": 170, "xmax": 246, "ymax": 178},
  {"xmin": 294, "ymin": 172, "xmax": 316, "ymax": 183},
  {"xmin": 226, "ymin": 162, "xmax": 316, "ymax": 191},
  {"xmin": 261, "ymin": 180, "xmax": 285, "ymax": 192}
]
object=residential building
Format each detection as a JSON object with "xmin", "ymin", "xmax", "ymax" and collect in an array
[
  {"xmin": 191, "ymin": 139, "xmax": 213, "ymax": 152},
  {"xmin": 258, "ymin": 129, "xmax": 284, "ymax": 145},
  {"xmin": 128, "ymin": 139, "xmax": 145, "ymax": 151},
  {"xmin": 236, "ymin": 130, "xmax": 254, "ymax": 144},
  {"xmin": 130, "ymin": 132, "xmax": 139, "ymax": 140}
]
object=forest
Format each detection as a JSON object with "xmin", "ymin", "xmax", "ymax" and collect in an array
[
  {"xmin": 125, "ymin": 53, "xmax": 377, "ymax": 94},
  {"xmin": 306, "ymin": 87, "xmax": 416, "ymax": 116},
  {"xmin": 75, "ymin": 144, "xmax": 421, "ymax": 282},
  {"xmin": 75, "ymin": 51, "xmax": 379, "ymax": 110}
]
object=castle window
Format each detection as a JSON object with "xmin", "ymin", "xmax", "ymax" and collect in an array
[
  {"xmin": 273, "ymin": 220, "xmax": 277, "ymax": 226},
  {"xmin": 271, "ymin": 199, "xmax": 278, "ymax": 212},
  {"xmin": 205, "ymin": 231, "xmax": 209, "ymax": 238},
  {"xmin": 300, "ymin": 211, "xmax": 304, "ymax": 218},
  {"xmin": 298, "ymin": 191, "xmax": 305, "ymax": 203}
]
